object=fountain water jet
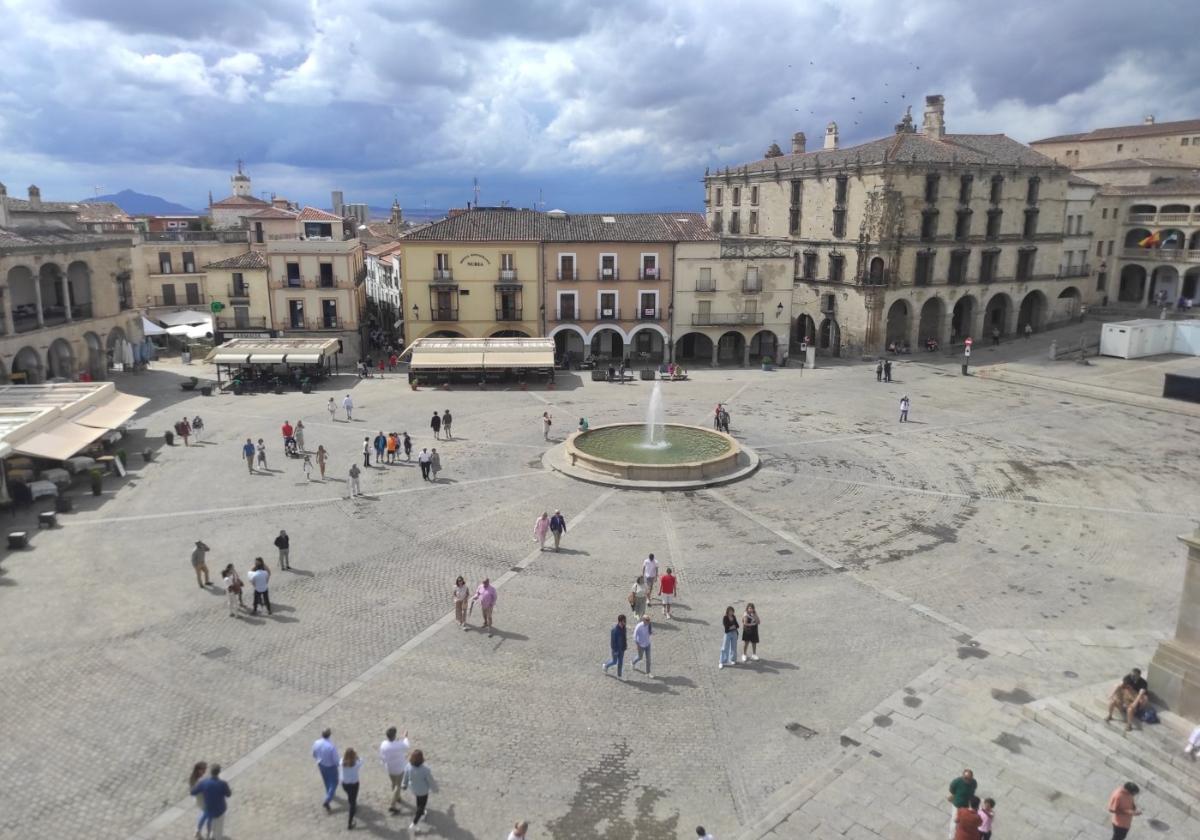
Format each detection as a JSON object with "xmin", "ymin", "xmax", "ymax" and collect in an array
[{"xmin": 644, "ymin": 381, "xmax": 666, "ymax": 447}]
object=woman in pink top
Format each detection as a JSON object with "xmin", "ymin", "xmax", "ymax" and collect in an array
[
  {"xmin": 471, "ymin": 578, "xmax": 497, "ymax": 634},
  {"xmin": 533, "ymin": 512, "xmax": 550, "ymax": 551}
]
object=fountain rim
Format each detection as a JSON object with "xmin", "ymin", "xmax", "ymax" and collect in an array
[{"xmin": 569, "ymin": 422, "xmax": 736, "ymax": 468}]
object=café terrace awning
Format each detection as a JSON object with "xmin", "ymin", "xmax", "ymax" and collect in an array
[
  {"xmin": 206, "ymin": 337, "xmax": 342, "ymax": 367},
  {"xmin": 0, "ymin": 383, "xmax": 148, "ymax": 462},
  {"xmin": 12, "ymin": 422, "xmax": 109, "ymax": 461},
  {"xmin": 71, "ymin": 392, "xmax": 150, "ymax": 430},
  {"xmin": 406, "ymin": 337, "xmax": 555, "ymax": 370}
]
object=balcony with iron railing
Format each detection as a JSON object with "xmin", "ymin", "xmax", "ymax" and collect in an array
[
  {"xmin": 691, "ymin": 312, "xmax": 764, "ymax": 326},
  {"xmin": 1127, "ymin": 212, "xmax": 1200, "ymax": 225},
  {"xmin": 1121, "ymin": 248, "xmax": 1200, "ymax": 263},
  {"xmin": 150, "ymin": 294, "xmax": 208, "ymax": 306},
  {"xmin": 742, "ymin": 278, "xmax": 762, "ymax": 293},
  {"xmin": 216, "ymin": 316, "xmax": 268, "ymax": 329},
  {"xmin": 143, "ymin": 230, "xmax": 249, "ymax": 243},
  {"xmin": 1057, "ymin": 264, "xmax": 1091, "ymax": 278},
  {"xmin": 598, "ymin": 267, "xmax": 620, "ymax": 281},
  {"xmin": 637, "ymin": 307, "xmax": 660, "ymax": 321},
  {"xmin": 498, "ymin": 269, "xmax": 518, "ymax": 282},
  {"xmin": 229, "ymin": 283, "xmax": 251, "ymax": 298},
  {"xmin": 597, "ymin": 307, "xmax": 621, "ymax": 321},
  {"xmin": 433, "ymin": 268, "xmax": 454, "ymax": 282},
  {"xmin": 431, "ymin": 308, "xmax": 459, "ymax": 321},
  {"xmin": 496, "ymin": 308, "xmax": 523, "ymax": 321},
  {"xmin": 696, "ymin": 280, "xmax": 717, "ymax": 292},
  {"xmin": 638, "ymin": 268, "xmax": 661, "ymax": 280},
  {"xmin": 556, "ymin": 269, "xmax": 579, "ymax": 281},
  {"xmin": 556, "ymin": 309, "xmax": 580, "ymax": 321}
]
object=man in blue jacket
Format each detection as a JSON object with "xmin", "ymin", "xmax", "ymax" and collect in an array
[
  {"xmin": 190, "ymin": 763, "xmax": 232, "ymax": 839},
  {"xmin": 602, "ymin": 614, "xmax": 628, "ymax": 679}
]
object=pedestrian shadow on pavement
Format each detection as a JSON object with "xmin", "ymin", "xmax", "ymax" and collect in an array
[
  {"xmin": 249, "ymin": 470, "xmax": 277, "ymax": 477},
  {"xmin": 286, "ymin": 568, "xmax": 315, "ymax": 577},
  {"xmin": 668, "ymin": 614, "xmax": 709, "ymax": 626},
  {"xmin": 622, "ymin": 678, "xmax": 674, "ymax": 695},
  {"xmin": 656, "ymin": 674, "xmax": 697, "ymax": 689},
  {"xmin": 202, "ymin": 586, "xmax": 225, "ymax": 596},
  {"xmin": 432, "ymin": 477, "xmax": 456, "ymax": 484},
  {"xmin": 743, "ymin": 659, "xmax": 798, "ymax": 674},
  {"xmin": 551, "ymin": 547, "xmax": 590, "ymax": 556},
  {"xmin": 482, "ymin": 627, "xmax": 528, "ymax": 642},
  {"xmin": 428, "ymin": 803, "xmax": 479, "ymax": 840},
  {"xmin": 350, "ymin": 494, "xmax": 381, "ymax": 501}
]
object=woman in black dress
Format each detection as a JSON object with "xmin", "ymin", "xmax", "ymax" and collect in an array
[{"xmin": 742, "ymin": 602, "xmax": 760, "ymax": 662}]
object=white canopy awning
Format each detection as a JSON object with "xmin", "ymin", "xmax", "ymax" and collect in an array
[
  {"xmin": 13, "ymin": 422, "xmax": 108, "ymax": 461},
  {"xmin": 157, "ymin": 309, "xmax": 212, "ymax": 327},
  {"xmin": 249, "ymin": 353, "xmax": 287, "ymax": 364},
  {"xmin": 212, "ymin": 352, "xmax": 251, "ymax": 365},
  {"xmin": 141, "ymin": 317, "xmax": 167, "ymax": 336},
  {"xmin": 71, "ymin": 393, "xmax": 150, "ymax": 430},
  {"xmin": 286, "ymin": 353, "xmax": 323, "ymax": 364}
]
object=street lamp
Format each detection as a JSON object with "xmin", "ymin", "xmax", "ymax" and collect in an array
[
  {"xmin": 411, "ymin": 303, "xmax": 419, "ymax": 320},
  {"xmin": 776, "ymin": 301, "xmax": 784, "ymax": 318}
]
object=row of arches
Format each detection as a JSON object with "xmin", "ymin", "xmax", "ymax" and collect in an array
[
  {"xmin": 875, "ymin": 288, "xmax": 1081, "ymax": 348},
  {"xmin": 1129, "ymin": 203, "xmax": 1200, "ymax": 216},
  {"xmin": 0, "ymin": 327, "xmax": 127, "ymax": 384},
  {"xmin": 1118, "ymin": 264, "xmax": 1200, "ymax": 304},
  {"xmin": 5, "ymin": 261, "xmax": 94, "ymax": 333},
  {"xmin": 1123, "ymin": 228, "xmax": 1200, "ymax": 250}
]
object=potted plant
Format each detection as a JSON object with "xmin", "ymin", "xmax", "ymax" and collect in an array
[
  {"xmin": 199, "ymin": 384, "xmax": 212, "ymax": 396},
  {"xmin": 142, "ymin": 449, "xmax": 154, "ymax": 463},
  {"xmin": 761, "ymin": 354, "xmax": 774, "ymax": 371},
  {"xmin": 116, "ymin": 449, "xmax": 128, "ymax": 469},
  {"xmin": 89, "ymin": 468, "xmax": 103, "ymax": 496},
  {"xmin": 181, "ymin": 376, "xmax": 198, "ymax": 391},
  {"xmin": 165, "ymin": 429, "xmax": 175, "ymax": 445}
]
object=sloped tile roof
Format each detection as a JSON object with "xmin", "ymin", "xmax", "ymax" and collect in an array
[
  {"xmin": 247, "ymin": 206, "xmax": 299, "ymax": 220},
  {"xmin": 0, "ymin": 227, "xmax": 129, "ymax": 248},
  {"xmin": 76, "ymin": 201, "xmax": 132, "ymax": 222},
  {"xmin": 211, "ymin": 194, "xmax": 270, "ymax": 208},
  {"xmin": 366, "ymin": 241, "xmax": 404, "ymax": 257},
  {"xmin": 722, "ymin": 132, "xmax": 1060, "ymax": 178},
  {"xmin": 1032, "ymin": 118, "xmax": 1200, "ymax": 145},
  {"xmin": 1075, "ymin": 157, "xmax": 1197, "ymax": 171},
  {"xmin": 296, "ymin": 206, "xmax": 343, "ymax": 222},
  {"xmin": 403, "ymin": 209, "xmax": 717, "ymax": 242},
  {"xmin": 203, "ymin": 250, "xmax": 268, "ymax": 270},
  {"xmin": 1098, "ymin": 177, "xmax": 1200, "ymax": 197},
  {"xmin": 3, "ymin": 197, "xmax": 82, "ymax": 213}
]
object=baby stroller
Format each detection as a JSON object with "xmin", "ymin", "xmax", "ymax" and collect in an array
[{"xmin": 284, "ymin": 436, "xmax": 300, "ymax": 458}]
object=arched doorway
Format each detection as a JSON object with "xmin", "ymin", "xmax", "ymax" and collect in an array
[
  {"xmin": 984, "ymin": 293, "xmax": 1012, "ymax": 336},
  {"xmin": 917, "ymin": 297, "xmax": 945, "ymax": 346},
  {"xmin": 551, "ymin": 326, "xmax": 586, "ymax": 366},
  {"xmin": 1160, "ymin": 228, "xmax": 1186, "ymax": 250},
  {"xmin": 868, "ymin": 257, "xmax": 886, "ymax": 285},
  {"xmin": 1189, "ymin": 231, "xmax": 1200, "ymax": 251},
  {"xmin": 590, "ymin": 327, "xmax": 625, "ymax": 361},
  {"xmin": 951, "ymin": 295, "xmax": 977, "ymax": 344},
  {"xmin": 1054, "ymin": 287, "xmax": 1081, "ymax": 322},
  {"xmin": 674, "ymin": 332, "xmax": 714, "ymax": 364},
  {"xmin": 1149, "ymin": 266, "xmax": 1180, "ymax": 304},
  {"xmin": 1017, "ymin": 291, "xmax": 1047, "ymax": 333},
  {"xmin": 885, "ymin": 300, "xmax": 910, "ymax": 346},
  {"xmin": 66, "ymin": 261, "xmax": 93, "ymax": 318},
  {"xmin": 628, "ymin": 325, "xmax": 668, "ymax": 364},
  {"xmin": 424, "ymin": 330, "xmax": 465, "ymax": 338},
  {"xmin": 818, "ymin": 318, "xmax": 840, "ymax": 355},
  {"xmin": 749, "ymin": 330, "xmax": 778, "ymax": 362},
  {"xmin": 7, "ymin": 266, "xmax": 37, "ymax": 332},
  {"xmin": 793, "ymin": 314, "xmax": 816, "ymax": 348},
  {"xmin": 1183, "ymin": 267, "xmax": 1200, "ymax": 300},
  {"xmin": 47, "ymin": 338, "xmax": 75, "ymax": 380},
  {"xmin": 106, "ymin": 326, "xmax": 128, "ymax": 370},
  {"xmin": 1118, "ymin": 265, "xmax": 1147, "ymax": 303},
  {"xmin": 489, "ymin": 329, "xmax": 530, "ymax": 338},
  {"xmin": 12, "ymin": 345, "xmax": 44, "ymax": 384},
  {"xmin": 83, "ymin": 331, "xmax": 105, "ymax": 380},
  {"xmin": 1124, "ymin": 228, "xmax": 1152, "ymax": 248},
  {"xmin": 716, "ymin": 331, "xmax": 746, "ymax": 365}
]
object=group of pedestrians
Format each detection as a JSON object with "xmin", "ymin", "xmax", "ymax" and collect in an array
[
  {"xmin": 533, "ymin": 511, "xmax": 568, "ymax": 551},
  {"xmin": 452, "ymin": 576, "xmax": 498, "ymax": 634},
  {"xmin": 946, "ymin": 768, "xmax": 996, "ymax": 840},
  {"xmin": 430, "ymin": 410, "xmax": 452, "ymax": 440},
  {"xmin": 363, "ymin": 431, "xmax": 414, "ymax": 465},
  {"xmin": 175, "ymin": 415, "xmax": 204, "ymax": 446},
  {"xmin": 191, "ymin": 533, "xmax": 294, "ymax": 619},
  {"xmin": 874, "ymin": 359, "xmax": 893, "ymax": 382}
]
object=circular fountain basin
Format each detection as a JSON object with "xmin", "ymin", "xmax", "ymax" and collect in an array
[{"xmin": 553, "ymin": 422, "xmax": 758, "ymax": 488}]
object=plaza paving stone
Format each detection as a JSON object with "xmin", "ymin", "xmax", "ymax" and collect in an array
[{"xmin": 0, "ymin": 334, "xmax": 1196, "ymax": 840}]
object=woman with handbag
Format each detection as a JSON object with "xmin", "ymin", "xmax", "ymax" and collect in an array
[{"xmin": 221, "ymin": 564, "xmax": 244, "ymax": 616}]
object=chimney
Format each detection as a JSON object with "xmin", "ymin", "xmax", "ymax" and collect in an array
[
  {"xmin": 0, "ymin": 183, "xmax": 7, "ymax": 228},
  {"xmin": 923, "ymin": 94, "xmax": 945, "ymax": 140},
  {"xmin": 824, "ymin": 122, "xmax": 839, "ymax": 150},
  {"xmin": 1144, "ymin": 115, "xmax": 1155, "ymax": 125},
  {"xmin": 272, "ymin": 197, "xmax": 289, "ymax": 210},
  {"xmin": 792, "ymin": 131, "xmax": 807, "ymax": 154},
  {"xmin": 28, "ymin": 184, "xmax": 41, "ymax": 210}
]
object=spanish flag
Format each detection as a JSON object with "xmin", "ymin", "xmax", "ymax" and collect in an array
[{"xmin": 1139, "ymin": 231, "xmax": 1162, "ymax": 248}]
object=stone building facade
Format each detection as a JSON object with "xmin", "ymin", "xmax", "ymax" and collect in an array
[
  {"xmin": 1031, "ymin": 117, "xmax": 1200, "ymax": 170},
  {"xmin": 705, "ymin": 95, "xmax": 1086, "ymax": 356},
  {"xmin": 0, "ymin": 183, "xmax": 143, "ymax": 383}
]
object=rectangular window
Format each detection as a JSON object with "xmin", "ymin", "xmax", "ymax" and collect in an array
[
  {"xmin": 711, "ymin": 211, "xmax": 723, "ymax": 233},
  {"xmin": 732, "ymin": 187, "xmax": 741, "ymax": 207},
  {"xmin": 322, "ymin": 299, "xmax": 338, "ymax": 329},
  {"xmin": 835, "ymin": 175, "xmax": 849, "ymax": 205},
  {"xmin": 1016, "ymin": 249, "xmax": 1035, "ymax": 281},
  {"xmin": 1023, "ymin": 208, "xmax": 1039, "ymax": 239},
  {"xmin": 920, "ymin": 209, "xmax": 938, "ymax": 241},
  {"xmin": 158, "ymin": 251, "xmax": 172, "ymax": 274},
  {"xmin": 729, "ymin": 211, "xmax": 740, "ymax": 234},
  {"xmin": 948, "ymin": 250, "xmax": 968, "ymax": 284},
  {"xmin": 749, "ymin": 211, "xmax": 759, "ymax": 235},
  {"xmin": 559, "ymin": 254, "xmax": 575, "ymax": 280},
  {"xmin": 744, "ymin": 267, "xmax": 760, "ymax": 292},
  {"xmin": 641, "ymin": 254, "xmax": 658, "ymax": 279},
  {"xmin": 832, "ymin": 209, "xmax": 846, "ymax": 238},
  {"xmin": 288, "ymin": 300, "xmax": 304, "ymax": 328},
  {"xmin": 1107, "ymin": 240, "xmax": 1114, "ymax": 256},
  {"xmin": 600, "ymin": 254, "xmax": 618, "ymax": 280},
  {"xmin": 1183, "ymin": 138, "xmax": 1190, "ymax": 146},
  {"xmin": 1117, "ymin": 143, "xmax": 1123, "ymax": 152},
  {"xmin": 802, "ymin": 252, "xmax": 817, "ymax": 280},
  {"xmin": 1026, "ymin": 177, "xmax": 1040, "ymax": 204},
  {"xmin": 558, "ymin": 292, "xmax": 577, "ymax": 320},
  {"xmin": 697, "ymin": 299, "xmax": 711, "ymax": 318},
  {"xmin": 234, "ymin": 306, "xmax": 250, "ymax": 328},
  {"xmin": 750, "ymin": 185, "xmax": 759, "ymax": 206},
  {"xmin": 500, "ymin": 252, "xmax": 515, "ymax": 271},
  {"xmin": 715, "ymin": 187, "xmax": 723, "ymax": 205},
  {"xmin": 1097, "ymin": 271, "xmax": 1107, "ymax": 291},
  {"xmin": 182, "ymin": 251, "xmax": 195, "ymax": 273},
  {"xmin": 789, "ymin": 207, "xmax": 800, "ymax": 235},
  {"xmin": 829, "ymin": 254, "xmax": 845, "ymax": 284},
  {"xmin": 286, "ymin": 261, "xmax": 301, "ymax": 286},
  {"xmin": 232, "ymin": 272, "xmax": 247, "ymax": 296},
  {"xmin": 914, "ymin": 251, "xmax": 934, "ymax": 286},
  {"xmin": 1101, "ymin": 208, "xmax": 1108, "ymax": 219},
  {"xmin": 925, "ymin": 174, "xmax": 940, "ymax": 203},
  {"xmin": 436, "ymin": 252, "xmax": 450, "ymax": 270},
  {"xmin": 979, "ymin": 250, "xmax": 998, "ymax": 283},
  {"xmin": 990, "ymin": 175, "xmax": 1003, "ymax": 204},
  {"xmin": 1097, "ymin": 241, "xmax": 1104, "ymax": 256},
  {"xmin": 697, "ymin": 267, "xmax": 714, "ymax": 292},
  {"xmin": 986, "ymin": 209, "xmax": 1002, "ymax": 240},
  {"xmin": 790, "ymin": 181, "xmax": 802, "ymax": 205},
  {"xmin": 955, "ymin": 209, "xmax": 971, "ymax": 241},
  {"xmin": 184, "ymin": 282, "xmax": 200, "ymax": 305},
  {"xmin": 959, "ymin": 175, "xmax": 973, "ymax": 204},
  {"xmin": 161, "ymin": 283, "xmax": 177, "ymax": 305},
  {"xmin": 319, "ymin": 263, "xmax": 334, "ymax": 287}
]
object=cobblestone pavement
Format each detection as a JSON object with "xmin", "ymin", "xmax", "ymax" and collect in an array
[{"xmin": 0, "ymin": 345, "xmax": 1195, "ymax": 840}]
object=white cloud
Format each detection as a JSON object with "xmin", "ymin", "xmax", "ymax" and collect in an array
[{"xmin": 215, "ymin": 52, "xmax": 263, "ymax": 76}]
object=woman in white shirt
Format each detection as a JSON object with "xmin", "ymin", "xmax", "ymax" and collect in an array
[
  {"xmin": 340, "ymin": 748, "xmax": 363, "ymax": 830},
  {"xmin": 508, "ymin": 819, "xmax": 530, "ymax": 839},
  {"xmin": 453, "ymin": 576, "xmax": 469, "ymax": 629}
]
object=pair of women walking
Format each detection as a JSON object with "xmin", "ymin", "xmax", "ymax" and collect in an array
[{"xmin": 719, "ymin": 604, "xmax": 761, "ymax": 668}]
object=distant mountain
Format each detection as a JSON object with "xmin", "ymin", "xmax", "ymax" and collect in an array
[{"xmin": 81, "ymin": 189, "xmax": 198, "ymax": 216}]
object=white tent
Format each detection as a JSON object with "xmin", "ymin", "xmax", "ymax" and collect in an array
[
  {"xmin": 141, "ymin": 317, "xmax": 167, "ymax": 336},
  {"xmin": 166, "ymin": 320, "xmax": 214, "ymax": 339},
  {"xmin": 157, "ymin": 309, "xmax": 212, "ymax": 327}
]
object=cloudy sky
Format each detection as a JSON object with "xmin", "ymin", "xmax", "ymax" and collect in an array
[{"xmin": 1, "ymin": 0, "xmax": 1197, "ymax": 215}]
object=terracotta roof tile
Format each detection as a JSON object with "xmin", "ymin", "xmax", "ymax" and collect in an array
[
  {"xmin": 1098, "ymin": 177, "xmax": 1200, "ymax": 197},
  {"xmin": 296, "ymin": 206, "xmax": 343, "ymax": 222},
  {"xmin": 76, "ymin": 201, "xmax": 133, "ymax": 222},
  {"xmin": 1075, "ymin": 157, "xmax": 1198, "ymax": 171},
  {"xmin": 1032, "ymin": 118, "xmax": 1200, "ymax": 145},
  {"xmin": 403, "ymin": 209, "xmax": 717, "ymax": 243},
  {"xmin": 247, "ymin": 206, "xmax": 299, "ymax": 220},
  {"xmin": 202, "ymin": 250, "xmax": 268, "ymax": 270},
  {"xmin": 211, "ymin": 194, "xmax": 270, "ymax": 207}
]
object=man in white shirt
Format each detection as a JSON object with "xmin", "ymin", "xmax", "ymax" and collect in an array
[
  {"xmin": 417, "ymin": 448, "xmax": 433, "ymax": 481},
  {"xmin": 641, "ymin": 553, "xmax": 659, "ymax": 600},
  {"xmin": 342, "ymin": 393, "xmax": 354, "ymax": 421},
  {"xmin": 631, "ymin": 614, "xmax": 653, "ymax": 679},
  {"xmin": 311, "ymin": 728, "xmax": 339, "ymax": 812},
  {"xmin": 695, "ymin": 827, "xmax": 715, "ymax": 840},
  {"xmin": 379, "ymin": 726, "xmax": 411, "ymax": 814}
]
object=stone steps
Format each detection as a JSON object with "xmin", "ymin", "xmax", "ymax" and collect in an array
[
  {"xmin": 1063, "ymin": 693, "xmax": 1200, "ymax": 787},
  {"xmin": 1023, "ymin": 697, "xmax": 1200, "ymax": 818}
]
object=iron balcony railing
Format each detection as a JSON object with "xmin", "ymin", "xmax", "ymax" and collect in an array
[
  {"xmin": 691, "ymin": 312, "xmax": 764, "ymax": 326},
  {"xmin": 597, "ymin": 307, "xmax": 621, "ymax": 320},
  {"xmin": 598, "ymin": 267, "xmax": 620, "ymax": 281},
  {"xmin": 229, "ymin": 284, "xmax": 251, "ymax": 298},
  {"xmin": 433, "ymin": 269, "xmax": 454, "ymax": 282},
  {"xmin": 498, "ymin": 269, "xmax": 518, "ymax": 282},
  {"xmin": 496, "ymin": 308, "xmax": 523, "ymax": 321},
  {"xmin": 556, "ymin": 269, "xmax": 578, "ymax": 281},
  {"xmin": 431, "ymin": 308, "xmax": 459, "ymax": 321},
  {"xmin": 638, "ymin": 308, "xmax": 660, "ymax": 321},
  {"xmin": 217, "ymin": 316, "xmax": 268, "ymax": 329}
]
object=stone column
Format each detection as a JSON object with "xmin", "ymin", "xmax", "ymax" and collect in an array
[
  {"xmin": 33, "ymin": 277, "xmax": 44, "ymax": 327},
  {"xmin": 711, "ymin": 339, "xmax": 719, "ymax": 368},
  {"xmin": 61, "ymin": 272, "xmax": 73, "ymax": 321},
  {"xmin": 1148, "ymin": 528, "xmax": 1200, "ymax": 719},
  {"xmin": 742, "ymin": 337, "xmax": 751, "ymax": 368}
]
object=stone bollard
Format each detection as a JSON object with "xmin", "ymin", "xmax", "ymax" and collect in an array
[{"xmin": 1048, "ymin": 340, "xmax": 1057, "ymax": 361}]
